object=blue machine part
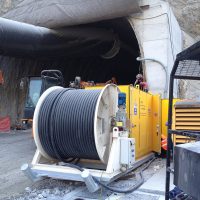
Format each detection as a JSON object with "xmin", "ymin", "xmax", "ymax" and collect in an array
[{"xmin": 118, "ymin": 93, "xmax": 126, "ymax": 106}]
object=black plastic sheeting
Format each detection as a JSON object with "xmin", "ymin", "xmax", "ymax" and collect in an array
[
  {"xmin": 0, "ymin": 17, "xmax": 120, "ymax": 59},
  {"xmin": 3, "ymin": 0, "xmax": 140, "ymax": 28}
]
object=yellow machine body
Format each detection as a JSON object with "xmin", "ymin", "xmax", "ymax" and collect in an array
[
  {"xmin": 86, "ymin": 85, "xmax": 162, "ymax": 160},
  {"xmin": 173, "ymin": 102, "xmax": 200, "ymax": 144},
  {"xmin": 160, "ymin": 99, "xmax": 196, "ymax": 145}
]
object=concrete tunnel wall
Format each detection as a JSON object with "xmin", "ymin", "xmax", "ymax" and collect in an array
[{"xmin": 129, "ymin": 0, "xmax": 183, "ymax": 97}]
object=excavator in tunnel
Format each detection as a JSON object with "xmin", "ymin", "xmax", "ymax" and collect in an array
[{"xmin": 22, "ymin": 70, "xmax": 65, "ymax": 126}]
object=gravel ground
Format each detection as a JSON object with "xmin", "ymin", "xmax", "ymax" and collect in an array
[
  {"xmin": 0, "ymin": 130, "xmax": 36, "ymax": 200},
  {"xmin": 6, "ymin": 158, "xmax": 165, "ymax": 200},
  {"xmin": 0, "ymin": 130, "xmax": 165, "ymax": 200}
]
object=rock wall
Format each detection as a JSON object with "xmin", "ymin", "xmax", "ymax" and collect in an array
[
  {"xmin": 0, "ymin": 1, "xmax": 20, "ymax": 125},
  {"xmin": 167, "ymin": 1, "xmax": 200, "ymax": 100},
  {"xmin": 168, "ymin": 0, "xmax": 200, "ymax": 38},
  {"xmin": 0, "ymin": 0, "xmax": 23, "ymax": 16},
  {"xmin": 0, "ymin": 57, "xmax": 46, "ymax": 126}
]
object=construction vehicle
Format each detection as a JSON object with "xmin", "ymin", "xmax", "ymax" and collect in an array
[
  {"xmin": 22, "ymin": 74, "xmax": 120, "ymax": 127},
  {"xmin": 23, "ymin": 70, "xmax": 170, "ymax": 149},
  {"xmin": 21, "ymin": 59, "xmax": 200, "ymax": 194},
  {"xmin": 21, "ymin": 68, "xmax": 165, "ymax": 193},
  {"xmin": 21, "ymin": 70, "xmax": 64, "ymax": 127},
  {"xmin": 22, "ymin": 62, "xmax": 200, "ymax": 196}
]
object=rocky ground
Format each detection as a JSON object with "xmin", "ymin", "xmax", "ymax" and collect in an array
[
  {"xmin": 0, "ymin": 130, "xmax": 165, "ymax": 200},
  {"xmin": 7, "ymin": 158, "xmax": 165, "ymax": 200},
  {"xmin": 0, "ymin": 130, "xmax": 35, "ymax": 199}
]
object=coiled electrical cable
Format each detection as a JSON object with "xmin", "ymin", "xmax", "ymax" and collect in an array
[
  {"xmin": 38, "ymin": 88, "xmax": 101, "ymax": 162},
  {"xmin": 37, "ymin": 86, "xmax": 156, "ymax": 194}
]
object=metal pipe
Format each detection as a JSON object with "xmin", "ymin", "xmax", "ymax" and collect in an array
[
  {"xmin": 165, "ymin": 60, "xmax": 178, "ymax": 200},
  {"xmin": 165, "ymin": 76, "xmax": 174, "ymax": 200},
  {"xmin": 0, "ymin": 17, "xmax": 119, "ymax": 59},
  {"xmin": 136, "ymin": 57, "xmax": 168, "ymax": 98}
]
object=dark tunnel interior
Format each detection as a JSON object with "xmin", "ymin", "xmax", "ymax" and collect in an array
[
  {"xmin": 34, "ymin": 17, "xmax": 141, "ymax": 85},
  {"xmin": 0, "ymin": 17, "xmax": 141, "ymax": 123}
]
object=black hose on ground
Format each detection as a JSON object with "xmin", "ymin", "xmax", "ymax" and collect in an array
[{"xmin": 94, "ymin": 158, "xmax": 156, "ymax": 194}]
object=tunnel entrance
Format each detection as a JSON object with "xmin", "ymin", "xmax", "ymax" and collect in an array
[
  {"xmin": 41, "ymin": 17, "xmax": 141, "ymax": 85},
  {"xmin": 0, "ymin": 17, "xmax": 141, "ymax": 125}
]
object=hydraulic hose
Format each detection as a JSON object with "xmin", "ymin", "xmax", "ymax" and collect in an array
[{"xmin": 94, "ymin": 157, "xmax": 156, "ymax": 194}]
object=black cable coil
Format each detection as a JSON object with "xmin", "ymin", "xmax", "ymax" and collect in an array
[
  {"xmin": 37, "ymin": 87, "xmax": 156, "ymax": 194},
  {"xmin": 38, "ymin": 88, "xmax": 101, "ymax": 161}
]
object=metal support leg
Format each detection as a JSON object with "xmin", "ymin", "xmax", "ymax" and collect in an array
[{"xmin": 21, "ymin": 163, "xmax": 43, "ymax": 182}]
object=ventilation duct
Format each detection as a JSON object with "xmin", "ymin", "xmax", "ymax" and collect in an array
[{"xmin": 0, "ymin": 17, "xmax": 120, "ymax": 59}]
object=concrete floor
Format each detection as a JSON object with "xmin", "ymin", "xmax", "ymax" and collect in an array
[{"xmin": 0, "ymin": 130, "xmax": 36, "ymax": 199}]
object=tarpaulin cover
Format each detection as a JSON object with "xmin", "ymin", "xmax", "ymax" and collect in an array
[
  {"xmin": 0, "ymin": 117, "xmax": 10, "ymax": 132},
  {"xmin": 3, "ymin": 0, "xmax": 141, "ymax": 28}
]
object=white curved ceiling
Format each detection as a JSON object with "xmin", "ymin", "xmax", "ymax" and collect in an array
[{"xmin": 3, "ymin": 0, "xmax": 141, "ymax": 28}]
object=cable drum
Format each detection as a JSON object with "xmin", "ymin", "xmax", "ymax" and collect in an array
[{"xmin": 33, "ymin": 85, "xmax": 119, "ymax": 164}]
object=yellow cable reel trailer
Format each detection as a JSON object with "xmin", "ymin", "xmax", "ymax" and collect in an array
[
  {"xmin": 24, "ymin": 84, "xmax": 163, "ymax": 193},
  {"xmin": 86, "ymin": 85, "xmax": 162, "ymax": 160}
]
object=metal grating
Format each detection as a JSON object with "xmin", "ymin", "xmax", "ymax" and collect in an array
[{"xmin": 175, "ymin": 60, "xmax": 200, "ymax": 79}]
